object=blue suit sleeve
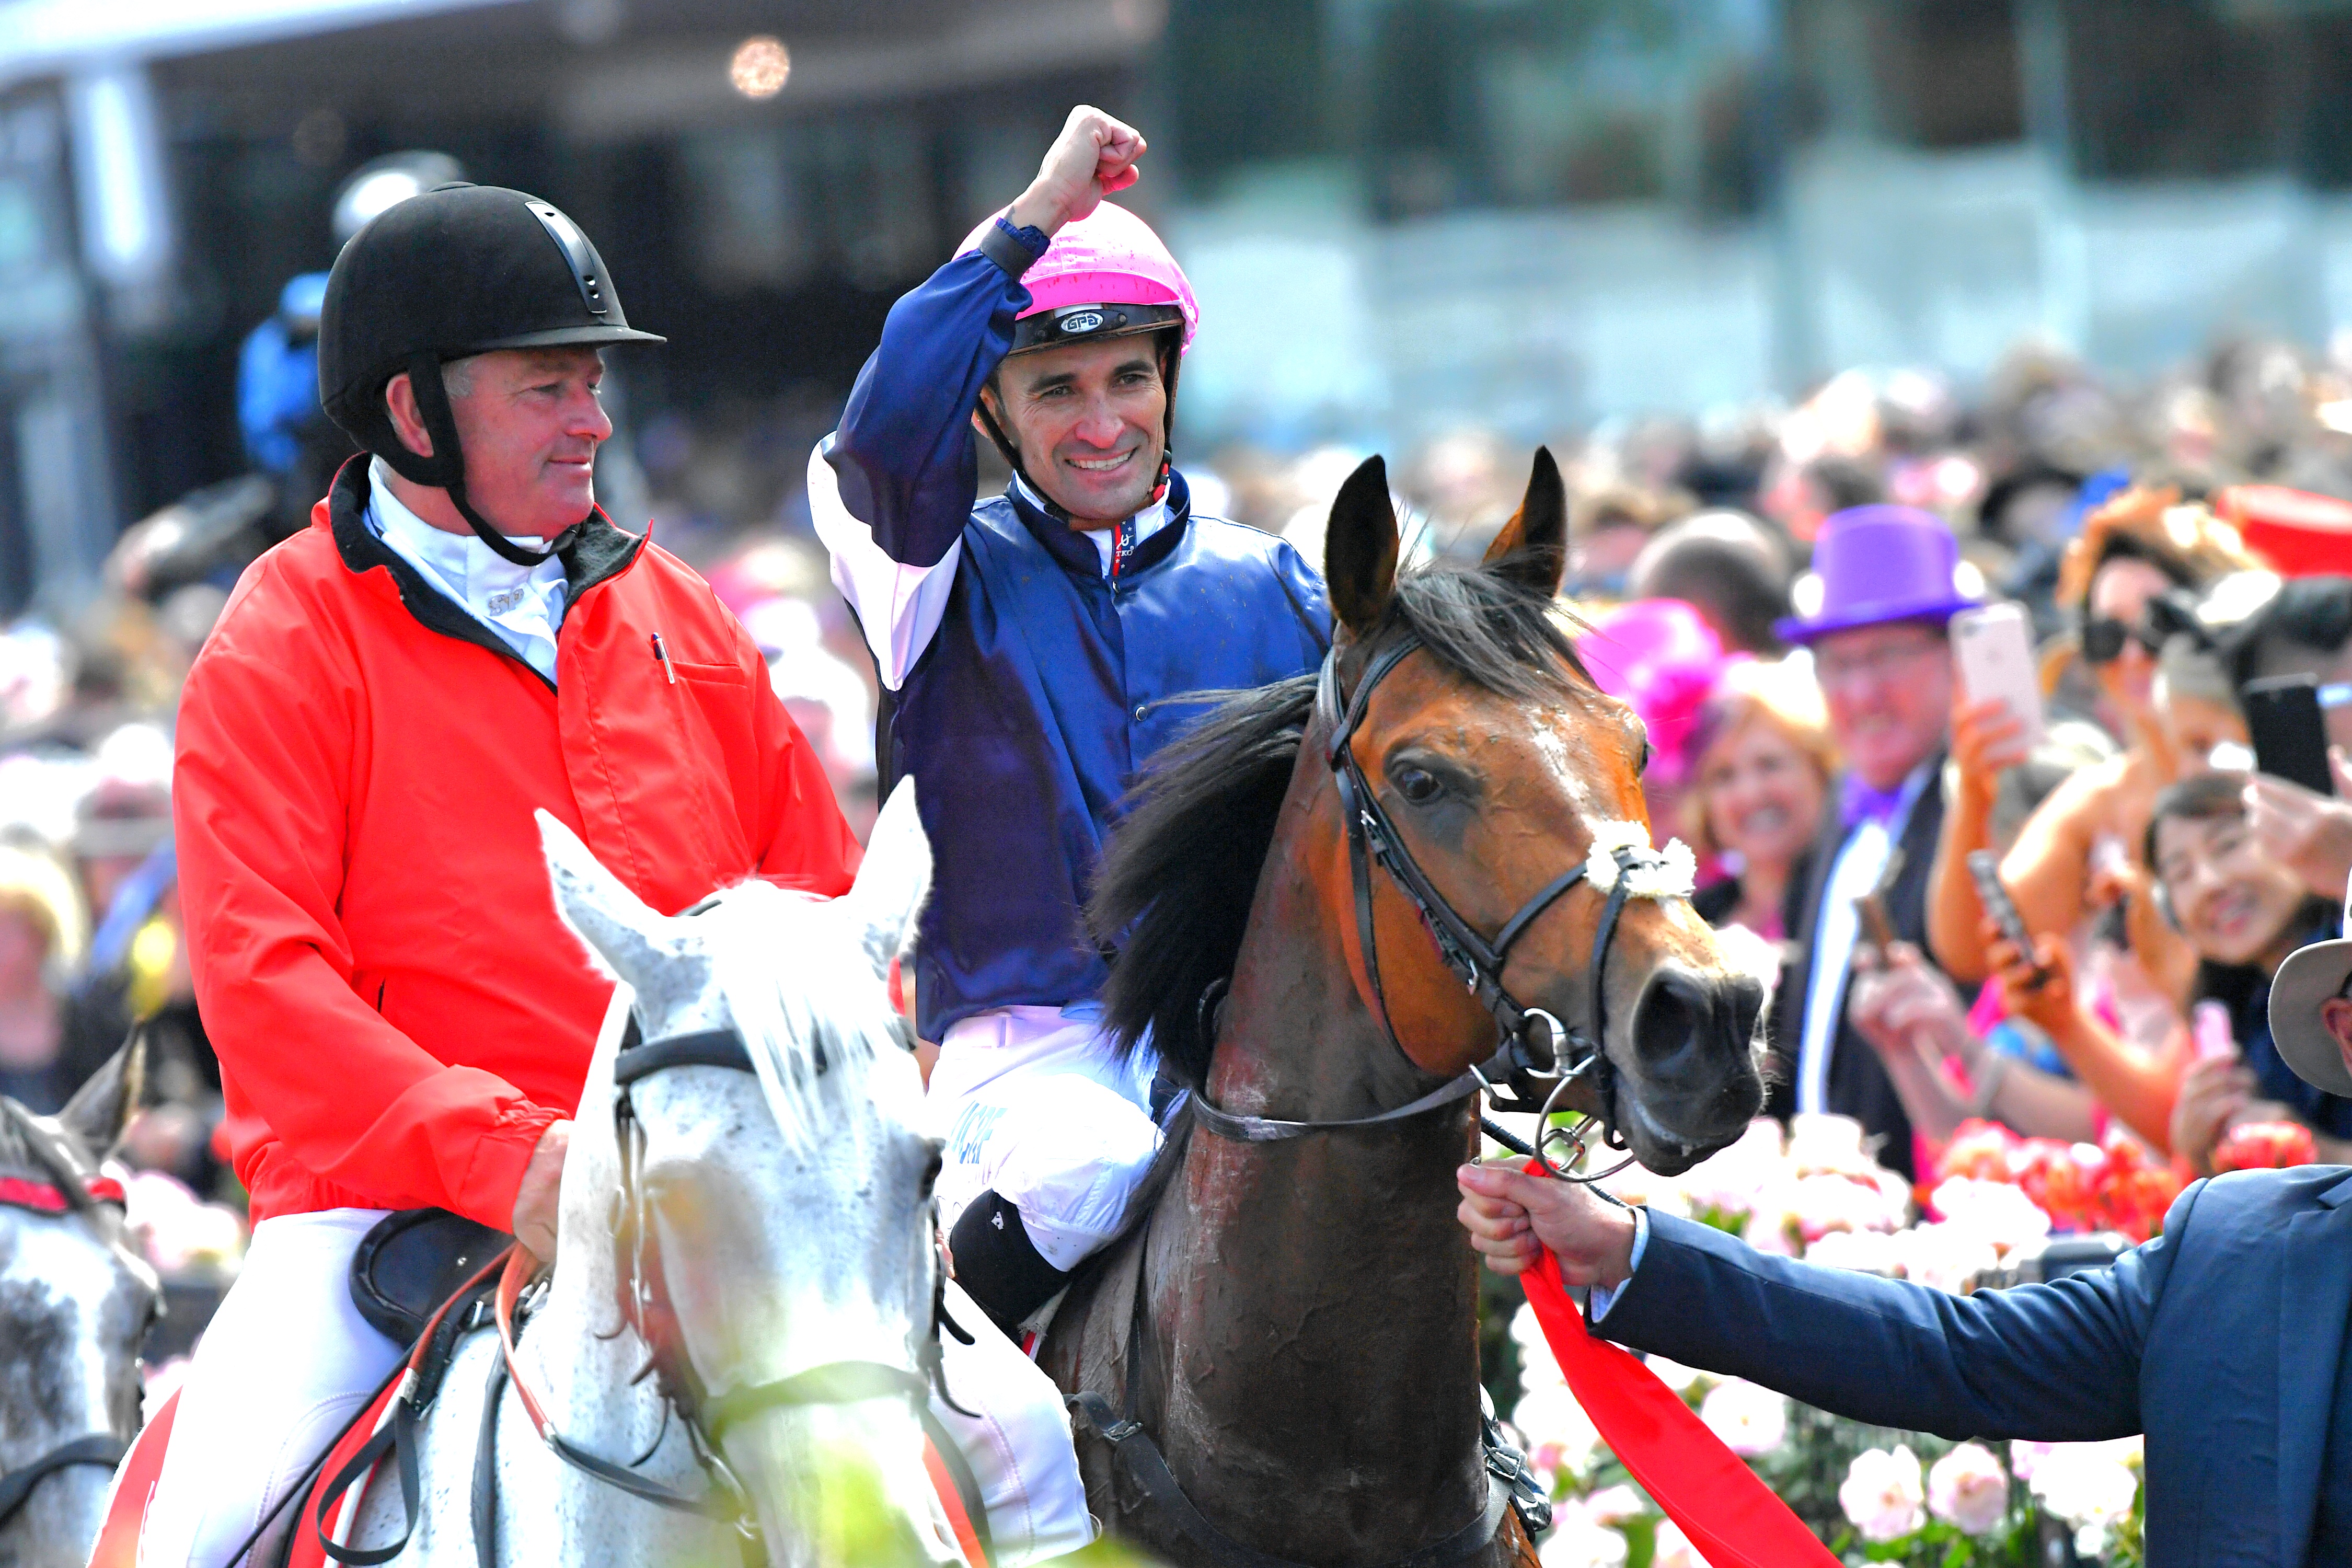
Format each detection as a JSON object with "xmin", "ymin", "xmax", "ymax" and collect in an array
[
  {"xmin": 1593, "ymin": 1185, "xmax": 2207, "ymax": 1442},
  {"xmin": 826, "ymin": 225, "xmax": 1047, "ymax": 568}
]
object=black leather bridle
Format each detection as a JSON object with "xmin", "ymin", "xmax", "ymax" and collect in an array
[
  {"xmin": 585, "ymin": 1019, "xmax": 951, "ymax": 1529},
  {"xmin": 1189, "ymin": 634, "xmax": 1692, "ymax": 1179},
  {"xmin": 0, "ymin": 1099, "xmax": 139, "ymax": 1535}
]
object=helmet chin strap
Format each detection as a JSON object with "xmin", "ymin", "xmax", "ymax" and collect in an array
[{"xmin": 402, "ymin": 352, "xmax": 585, "ymax": 567}]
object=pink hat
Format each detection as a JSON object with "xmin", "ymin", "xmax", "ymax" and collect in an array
[
  {"xmin": 1577, "ymin": 600, "xmax": 1748, "ymax": 785},
  {"xmin": 958, "ymin": 201, "xmax": 1199, "ymax": 355}
]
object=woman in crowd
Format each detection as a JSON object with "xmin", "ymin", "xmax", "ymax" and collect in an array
[
  {"xmin": 1988, "ymin": 773, "xmax": 2352, "ymax": 1167},
  {"xmin": 1926, "ymin": 487, "xmax": 2259, "ymax": 985},
  {"xmin": 1844, "ymin": 737, "xmax": 2113, "ymax": 1156},
  {"xmin": 1683, "ymin": 659, "xmax": 1838, "ymax": 939},
  {"xmin": 0, "ymin": 843, "xmax": 89, "ymax": 1113}
]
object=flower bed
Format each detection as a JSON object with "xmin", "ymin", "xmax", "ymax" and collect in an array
[{"xmin": 1503, "ymin": 1115, "xmax": 2172, "ymax": 1567}]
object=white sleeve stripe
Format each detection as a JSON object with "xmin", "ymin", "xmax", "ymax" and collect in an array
[{"xmin": 807, "ymin": 435, "xmax": 961, "ymax": 693}]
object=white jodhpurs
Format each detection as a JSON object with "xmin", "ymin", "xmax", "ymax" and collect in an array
[
  {"xmin": 930, "ymin": 1276, "xmax": 1095, "ymax": 1560},
  {"xmin": 143, "ymin": 1208, "xmax": 402, "ymax": 1567},
  {"xmin": 929, "ymin": 1006, "xmax": 1163, "ymax": 1271}
]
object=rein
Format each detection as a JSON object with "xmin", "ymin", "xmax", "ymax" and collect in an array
[
  {"xmin": 0, "ymin": 1099, "xmax": 137, "ymax": 1532},
  {"xmin": 1189, "ymin": 636, "xmax": 1692, "ymax": 1179}
]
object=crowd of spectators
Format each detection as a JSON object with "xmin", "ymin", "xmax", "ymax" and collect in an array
[{"xmin": 10, "ymin": 329, "xmax": 2352, "ymax": 1212}]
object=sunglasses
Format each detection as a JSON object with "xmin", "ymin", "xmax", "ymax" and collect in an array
[{"xmin": 2080, "ymin": 615, "xmax": 2165, "ymax": 666}]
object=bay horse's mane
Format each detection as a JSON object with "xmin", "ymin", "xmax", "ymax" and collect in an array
[{"xmin": 1087, "ymin": 560, "xmax": 1595, "ymax": 1088}]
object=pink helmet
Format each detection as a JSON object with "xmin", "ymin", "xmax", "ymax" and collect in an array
[{"xmin": 959, "ymin": 201, "xmax": 1199, "ymax": 357}]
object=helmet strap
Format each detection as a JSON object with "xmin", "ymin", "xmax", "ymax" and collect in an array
[{"xmin": 400, "ymin": 352, "xmax": 584, "ymax": 568}]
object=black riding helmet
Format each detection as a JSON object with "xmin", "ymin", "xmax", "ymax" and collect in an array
[{"xmin": 318, "ymin": 183, "xmax": 663, "ymax": 564}]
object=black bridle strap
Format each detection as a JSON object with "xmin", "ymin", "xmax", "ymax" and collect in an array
[
  {"xmin": 612, "ymin": 1028, "xmax": 758, "ymax": 1086},
  {"xmin": 701, "ymin": 1363, "xmax": 931, "ymax": 1446},
  {"xmin": 0, "ymin": 1433, "xmax": 125, "ymax": 1526}
]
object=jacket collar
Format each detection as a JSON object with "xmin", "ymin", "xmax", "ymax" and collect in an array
[
  {"xmin": 1006, "ymin": 468, "xmax": 1193, "ymax": 581},
  {"xmin": 324, "ymin": 456, "xmax": 647, "ymax": 679}
]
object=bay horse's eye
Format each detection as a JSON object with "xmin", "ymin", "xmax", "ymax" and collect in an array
[
  {"xmin": 1392, "ymin": 766, "xmax": 1442, "ymax": 805},
  {"xmin": 1639, "ymin": 742, "xmax": 1653, "ymax": 777}
]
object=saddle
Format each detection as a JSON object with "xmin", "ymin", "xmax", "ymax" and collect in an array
[{"xmin": 349, "ymin": 1208, "xmax": 514, "ymax": 1345}]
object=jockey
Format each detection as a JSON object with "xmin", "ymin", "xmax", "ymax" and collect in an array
[
  {"xmin": 812, "ymin": 108, "xmax": 1332, "ymax": 1336},
  {"xmin": 149, "ymin": 186, "xmax": 879, "ymax": 1563}
]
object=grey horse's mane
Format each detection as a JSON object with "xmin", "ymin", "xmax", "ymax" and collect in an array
[{"xmin": 692, "ymin": 878, "xmax": 894, "ymax": 1151}]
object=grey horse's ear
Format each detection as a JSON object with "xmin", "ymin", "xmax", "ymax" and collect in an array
[
  {"xmin": 59, "ymin": 1025, "xmax": 146, "ymax": 1157},
  {"xmin": 539, "ymin": 811, "xmax": 688, "ymax": 992},
  {"xmin": 843, "ymin": 779, "xmax": 931, "ymax": 982}
]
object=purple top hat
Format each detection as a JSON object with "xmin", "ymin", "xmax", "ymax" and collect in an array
[{"xmin": 1773, "ymin": 504, "xmax": 1980, "ymax": 645}]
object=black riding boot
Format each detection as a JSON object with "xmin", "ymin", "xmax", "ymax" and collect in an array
[{"xmin": 949, "ymin": 1190, "xmax": 1072, "ymax": 1341}]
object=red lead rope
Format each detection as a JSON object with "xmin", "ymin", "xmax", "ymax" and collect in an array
[{"xmin": 1513, "ymin": 1169, "xmax": 1837, "ymax": 1567}]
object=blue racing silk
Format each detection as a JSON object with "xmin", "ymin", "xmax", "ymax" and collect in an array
[{"xmin": 812, "ymin": 223, "xmax": 1332, "ymax": 1040}]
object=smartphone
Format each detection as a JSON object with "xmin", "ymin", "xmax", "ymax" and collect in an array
[
  {"xmin": 1967, "ymin": 849, "xmax": 2040, "ymax": 974},
  {"xmin": 2243, "ymin": 675, "xmax": 2336, "ymax": 797},
  {"xmin": 1852, "ymin": 891, "xmax": 1899, "ymax": 956},
  {"xmin": 2190, "ymin": 1000, "xmax": 2238, "ymax": 1063},
  {"xmin": 1952, "ymin": 604, "xmax": 2045, "ymax": 751}
]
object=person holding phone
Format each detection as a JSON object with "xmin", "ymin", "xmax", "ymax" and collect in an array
[
  {"xmin": 1924, "ymin": 488, "xmax": 2257, "ymax": 988},
  {"xmin": 1988, "ymin": 774, "xmax": 2352, "ymax": 1169},
  {"xmin": 1768, "ymin": 504, "xmax": 1980, "ymax": 1181}
]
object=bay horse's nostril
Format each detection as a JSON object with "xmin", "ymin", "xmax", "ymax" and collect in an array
[{"xmin": 1630, "ymin": 966, "xmax": 1763, "ymax": 1087}]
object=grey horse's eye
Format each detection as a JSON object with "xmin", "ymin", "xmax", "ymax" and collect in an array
[{"xmin": 918, "ymin": 1148, "xmax": 942, "ymax": 1200}]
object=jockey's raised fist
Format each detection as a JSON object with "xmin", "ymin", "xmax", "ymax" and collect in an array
[{"xmin": 1008, "ymin": 105, "xmax": 1147, "ymax": 237}]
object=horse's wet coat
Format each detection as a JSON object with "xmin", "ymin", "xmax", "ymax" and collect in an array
[{"xmin": 1046, "ymin": 449, "xmax": 1765, "ymax": 1567}]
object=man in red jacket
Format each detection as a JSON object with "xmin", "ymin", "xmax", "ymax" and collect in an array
[{"xmin": 148, "ymin": 184, "xmax": 860, "ymax": 1563}]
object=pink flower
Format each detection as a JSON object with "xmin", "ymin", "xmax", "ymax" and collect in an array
[
  {"xmin": 1927, "ymin": 1443, "xmax": 2010, "ymax": 1536},
  {"xmin": 1839, "ymin": 1446, "xmax": 1926, "ymax": 1543},
  {"xmin": 1698, "ymin": 1378, "xmax": 1789, "ymax": 1457}
]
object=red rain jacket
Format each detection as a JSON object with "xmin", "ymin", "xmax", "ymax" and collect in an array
[{"xmin": 175, "ymin": 462, "xmax": 859, "ymax": 1229}]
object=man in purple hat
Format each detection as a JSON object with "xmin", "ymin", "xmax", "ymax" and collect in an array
[{"xmin": 1770, "ymin": 504, "xmax": 1980, "ymax": 1179}]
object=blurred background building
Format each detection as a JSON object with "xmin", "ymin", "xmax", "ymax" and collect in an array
[{"xmin": 5, "ymin": 0, "xmax": 2352, "ymax": 610}]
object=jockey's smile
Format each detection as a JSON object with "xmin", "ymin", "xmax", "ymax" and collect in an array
[{"xmin": 980, "ymin": 336, "xmax": 1169, "ymax": 526}]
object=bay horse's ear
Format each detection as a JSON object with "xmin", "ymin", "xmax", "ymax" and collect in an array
[
  {"xmin": 1325, "ymin": 454, "xmax": 1399, "ymax": 636},
  {"xmin": 1482, "ymin": 446, "xmax": 1568, "ymax": 597}
]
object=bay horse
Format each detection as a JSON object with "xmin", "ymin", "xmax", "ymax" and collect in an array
[
  {"xmin": 0, "ymin": 1041, "xmax": 153, "ymax": 1568},
  {"xmin": 1039, "ymin": 450, "xmax": 1767, "ymax": 1565}
]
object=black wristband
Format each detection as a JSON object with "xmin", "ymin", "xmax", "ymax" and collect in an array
[
  {"xmin": 976, "ymin": 218, "xmax": 1044, "ymax": 280},
  {"xmin": 949, "ymin": 1190, "xmax": 1070, "ymax": 1338}
]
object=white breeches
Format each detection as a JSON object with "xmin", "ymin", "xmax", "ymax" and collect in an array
[
  {"xmin": 136, "ymin": 1209, "xmax": 1091, "ymax": 1566},
  {"xmin": 144, "ymin": 1208, "xmax": 403, "ymax": 1567},
  {"xmin": 929, "ymin": 1006, "xmax": 1164, "ymax": 1271}
]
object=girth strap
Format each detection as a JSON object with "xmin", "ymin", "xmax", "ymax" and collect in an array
[{"xmin": 0, "ymin": 1433, "xmax": 125, "ymax": 1526}]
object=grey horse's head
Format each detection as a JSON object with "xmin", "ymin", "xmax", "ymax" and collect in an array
[
  {"xmin": 1, "ymin": 1038, "xmax": 158, "ymax": 1566},
  {"xmin": 541, "ymin": 780, "xmax": 962, "ymax": 1566}
]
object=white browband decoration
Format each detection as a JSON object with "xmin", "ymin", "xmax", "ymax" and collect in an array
[{"xmin": 1582, "ymin": 821, "xmax": 1698, "ymax": 901}]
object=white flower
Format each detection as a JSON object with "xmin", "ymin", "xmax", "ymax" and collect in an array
[
  {"xmin": 1800, "ymin": 1227, "xmax": 1902, "ymax": 1276},
  {"xmin": 2027, "ymin": 1442, "xmax": 2141, "ymax": 1537},
  {"xmin": 1889, "ymin": 1222, "xmax": 2000, "ymax": 1295},
  {"xmin": 1678, "ymin": 1118, "xmax": 1784, "ymax": 1218},
  {"xmin": 2007, "ymin": 1439, "xmax": 2053, "ymax": 1482},
  {"xmin": 1537, "ymin": 1511, "xmax": 1629, "ymax": 1568},
  {"xmin": 1650, "ymin": 1521, "xmax": 1701, "ymax": 1568},
  {"xmin": 1785, "ymin": 1172, "xmax": 1905, "ymax": 1240},
  {"xmin": 1839, "ymin": 1445, "xmax": 1927, "ymax": 1543},
  {"xmin": 1930, "ymin": 1177, "xmax": 2054, "ymax": 1256},
  {"xmin": 1643, "ymin": 1354, "xmax": 1710, "ymax": 1394},
  {"xmin": 1698, "ymin": 1378, "xmax": 1789, "ymax": 1457},
  {"xmin": 1511, "ymin": 1382, "xmax": 1600, "ymax": 1481},
  {"xmin": 1927, "ymin": 1443, "xmax": 2010, "ymax": 1536},
  {"xmin": 1786, "ymin": 1112, "xmax": 1867, "ymax": 1165},
  {"xmin": 1579, "ymin": 1484, "xmax": 1644, "ymax": 1525}
]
